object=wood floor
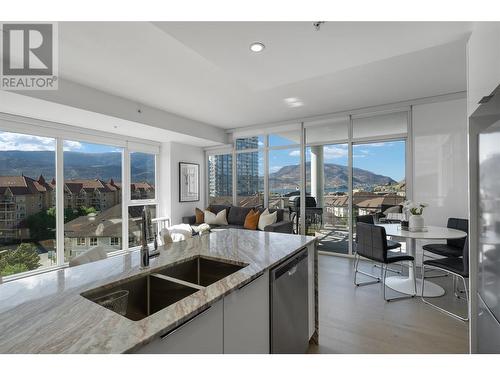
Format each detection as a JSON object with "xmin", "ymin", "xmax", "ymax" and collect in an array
[{"xmin": 308, "ymin": 255, "xmax": 469, "ymax": 354}]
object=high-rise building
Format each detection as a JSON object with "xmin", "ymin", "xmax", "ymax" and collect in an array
[
  {"xmin": 236, "ymin": 137, "xmax": 260, "ymax": 197},
  {"xmin": 209, "ymin": 154, "xmax": 232, "ymax": 198}
]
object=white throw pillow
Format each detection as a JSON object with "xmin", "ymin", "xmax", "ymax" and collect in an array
[
  {"xmin": 258, "ymin": 208, "xmax": 277, "ymax": 231},
  {"xmin": 204, "ymin": 209, "xmax": 228, "ymax": 226},
  {"xmin": 160, "ymin": 224, "xmax": 193, "ymax": 244}
]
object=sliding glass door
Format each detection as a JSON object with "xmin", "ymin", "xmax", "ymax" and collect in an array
[
  {"xmin": 303, "ymin": 111, "xmax": 408, "ymax": 255},
  {"xmin": 306, "ymin": 143, "xmax": 350, "ymax": 254}
]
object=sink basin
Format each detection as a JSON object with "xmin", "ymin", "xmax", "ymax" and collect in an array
[
  {"xmin": 157, "ymin": 256, "xmax": 247, "ymax": 287},
  {"xmin": 82, "ymin": 274, "xmax": 199, "ymax": 321}
]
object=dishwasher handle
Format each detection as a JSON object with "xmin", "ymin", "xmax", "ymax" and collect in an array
[{"xmin": 272, "ymin": 248, "xmax": 308, "ymax": 281}]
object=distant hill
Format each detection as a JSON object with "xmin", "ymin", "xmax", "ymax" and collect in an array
[
  {"xmin": 0, "ymin": 151, "xmax": 154, "ymax": 184},
  {"xmin": 270, "ymin": 162, "xmax": 396, "ymax": 190}
]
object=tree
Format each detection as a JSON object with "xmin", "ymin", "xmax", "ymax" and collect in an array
[
  {"xmin": 0, "ymin": 263, "xmax": 29, "ymax": 276},
  {"xmin": 25, "ymin": 210, "xmax": 56, "ymax": 240},
  {"xmin": 0, "ymin": 243, "xmax": 41, "ymax": 277}
]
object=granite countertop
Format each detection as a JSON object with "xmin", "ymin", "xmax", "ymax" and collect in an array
[{"xmin": 0, "ymin": 229, "xmax": 316, "ymax": 353}]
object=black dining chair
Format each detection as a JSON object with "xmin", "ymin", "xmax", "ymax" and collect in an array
[
  {"xmin": 421, "ymin": 238, "xmax": 469, "ymax": 321},
  {"xmin": 422, "ymin": 218, "xmax": 468, "ymax": 258},
  {"xmin": 356, "ymin": 215, "xmax": 402, "ymax": 251},
  {"xmin": 354, "ymin": 222, "xmax": 416, "ymax": 302},
  {"xmin": 422, "ymin": 218, "xmax": 468, "ymax": 282}
]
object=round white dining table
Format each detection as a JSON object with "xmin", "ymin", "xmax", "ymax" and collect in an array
[{"xmin": 379, "ymin": 224, "xmax": 467, "ymax": 297}]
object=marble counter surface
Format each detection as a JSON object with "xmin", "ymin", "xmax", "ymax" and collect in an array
[{"xmin": 0, "ymin": 229, "xmax": 316, "ymax": 353}]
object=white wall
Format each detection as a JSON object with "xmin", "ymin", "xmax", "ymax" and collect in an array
[
  {"xmin": 412, "ymin": 97, "xmax": 468, "ymax": 258},
  {"xmin": 413, "ymin": 97, "xmax": 468, "ymax": 225},
  {"xmin": 159, "ymin": 141, "xmax": 206, "ymax": 225}
]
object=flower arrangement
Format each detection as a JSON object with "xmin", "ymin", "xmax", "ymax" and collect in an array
[{"xmin": 403, "ymin": 200, "xmax": 428, "ymax": 216}]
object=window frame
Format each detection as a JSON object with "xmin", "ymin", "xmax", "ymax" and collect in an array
[
  {"xmin": 0, "ymin": 113, "xmax": 161, "ymax": 282},
  {"xmin": 126, "ymin": 149, "xmax": 159, "ymax": 251},
  {"xmin": 207, "ymin": 109, "xmax": 410, "ymax": 252}
]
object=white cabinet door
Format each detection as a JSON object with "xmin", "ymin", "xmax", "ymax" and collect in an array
[
  {"xmin": 223, "ymin": 271, "xmax": 270, "ymax": 353},
  {"xmin": 135, "ymin": 300, "xmax": 223, "ymax": 354}
]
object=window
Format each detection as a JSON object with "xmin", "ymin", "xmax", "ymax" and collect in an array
[
  {"xmin": 305, "ymin": 117, "xmax": 349, "ymax": 144},
  {"xmin": 0, "ymin": 130, "xmax": 56, "ymax": 277},
  {"xmin": 130, "ymin": 152, "xmax": 156, "ymax": 200},
  {"xmin": 352, "ymin": 140, "xmax": 406, "ymax": 219},
  {"xmin": 208, "ymin": 153, "xmax": 233, "ymax": 206},
  {"xmin": 269, "ymin": 147, "xmax": 300, "ymax": 209},
  {"xmin": 352, "ymin": 111, "xmax": 407, "ymax": 139},
  {"xmin": 128, "ymin": 205, "xmax": 157, "ymax": 248},
  {"xmin": 305, "ymin": 143, "xmax": 350, "ymax": 254},
  {"xmin": 303, "ymin": 112, "xmax": 407, "ymax": 255},
  {"xmin": 268, "ymin": 132, "xmax": 299, "ymax": 147},
  {"xmin": 236, "ymin": 150, "xmax": 264, "ymax": 207},
  {"xmin": 235, "ymin": 136, "xmax": 264, "ymax": 150},
  {"xmin": 63, "ymin": 141, "xmax": 123, "ymax": 262},
  {"xmin": 0, "ymin": 116, "xmax": 161, "ymax": 280}
]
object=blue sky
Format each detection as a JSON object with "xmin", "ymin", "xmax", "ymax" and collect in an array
[
  {"xmin": 0, "ymin": 131, "xmax": 122, "ymax": 153},
  {"xmin": 3, "ymin": 131, "xmax": 405, "ymax": 181},
  {"xmin": 268, "ymin": 140, "xmax": 405, "ymax": 181}
]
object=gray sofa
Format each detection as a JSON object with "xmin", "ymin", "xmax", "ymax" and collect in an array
[{"xmin": 182, "ymin": 205, "xmax": 293, "ymax": 234}]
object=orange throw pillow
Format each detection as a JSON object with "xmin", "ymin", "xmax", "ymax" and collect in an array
[
  {"xmin": 195, "ymin": 208, "xmax": 205, "ymax": 224},
  {"xmin": 243, "ymin": 209, "xmax": 260, "ymax": 230}
]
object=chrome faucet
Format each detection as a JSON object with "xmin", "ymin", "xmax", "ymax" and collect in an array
[{"xmin": 140, "ymin": 208, "xmax": 150, "ymax": 268}]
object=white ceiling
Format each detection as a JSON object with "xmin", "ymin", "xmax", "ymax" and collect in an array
[{"xmin": 58, "ymin": 21, "xmax": 473, "ymax": 129}]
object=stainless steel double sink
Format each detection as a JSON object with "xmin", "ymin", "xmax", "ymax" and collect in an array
[{"xmin": 81, "ymin": 256, "xmax": 246, "ymax": 321}]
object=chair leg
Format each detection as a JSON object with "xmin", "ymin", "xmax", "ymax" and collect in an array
[
  {"xmin": 454, "ymin": 275, "xmax": 467, "ymax": 300},
  {"xmin": 412, "ymin": 260, "xmax": 417, "ymax": 295},
  {"xmin": 383, "ymin": 261, "xmax": 416, "ymax": 302},
  {"xmin": 354, "ymin": 253, "xmax": 381, "ymax": 287},
  {"xmin": 421, "ymin": 251, "xmax": 449, "ymax": 279},
  {"xmin": 373, "ymin": 262, "xmax": 402, "ymax": 275},
  {"xmin": 421, "ymin": 265, "xmax": 469, "ymax": 322}
]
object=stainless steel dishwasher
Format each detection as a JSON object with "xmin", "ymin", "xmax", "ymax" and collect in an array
[{"xmin": 270, "ymin": 247, "xmax": 309, "ymax": 354}]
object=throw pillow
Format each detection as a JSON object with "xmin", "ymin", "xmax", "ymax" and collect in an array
[
  {"xmin": 244, "ymin": 209, "xmax": 260, "ymax": 230},
  {"xmin": 258, "ymin": 208, "xmax": 277, "ymax": 231},
  {"xmin": 204, "ymin": 209, "xmax": 228, "ymax": 226},
  {"xmin": 195, "ymin": 207, "xmax": 205, "ymax": 224}
]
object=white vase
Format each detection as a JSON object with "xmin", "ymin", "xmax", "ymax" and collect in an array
[{"xmin": 409, "ymin": 214, "xmax": 424, "ymax": 230}]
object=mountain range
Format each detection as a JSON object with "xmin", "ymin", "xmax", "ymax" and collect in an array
[
  {"xmin": 270, "ymin": 162, "xmax": 397, "ymax": 190},
  {"xmin": 0, "ymin": 151, "xmax": 397, "ymax": 190},
  {"xmin": 0, "ymin": 151, "xmax": 154, "ymax": 184}
]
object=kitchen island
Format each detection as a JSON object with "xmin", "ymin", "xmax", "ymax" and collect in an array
[{"xmin": 0, "ymin": 229, "xmax": 317, "ymax": 354}]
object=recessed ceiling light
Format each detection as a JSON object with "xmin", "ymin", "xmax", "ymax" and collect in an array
[
  {"xmin": 288, "ymin": 101, "xmax": 304, "ymax": 108},
  {"xmin": 284, "ymin": 97, "xmax": 304, "ymax": 108},
  {"xmin": 249, "ymin": 42, "xmax": 265, "ymax": 53}
]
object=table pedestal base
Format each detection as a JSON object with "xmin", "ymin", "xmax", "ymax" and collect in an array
[{"xmin": 385, "ymin": 276, "xmax": 445, "ymax": 297}]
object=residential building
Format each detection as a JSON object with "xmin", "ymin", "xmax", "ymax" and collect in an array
[{"xmin": 0, "ymin": 175, "xmax": 154, "ymax": 243}]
